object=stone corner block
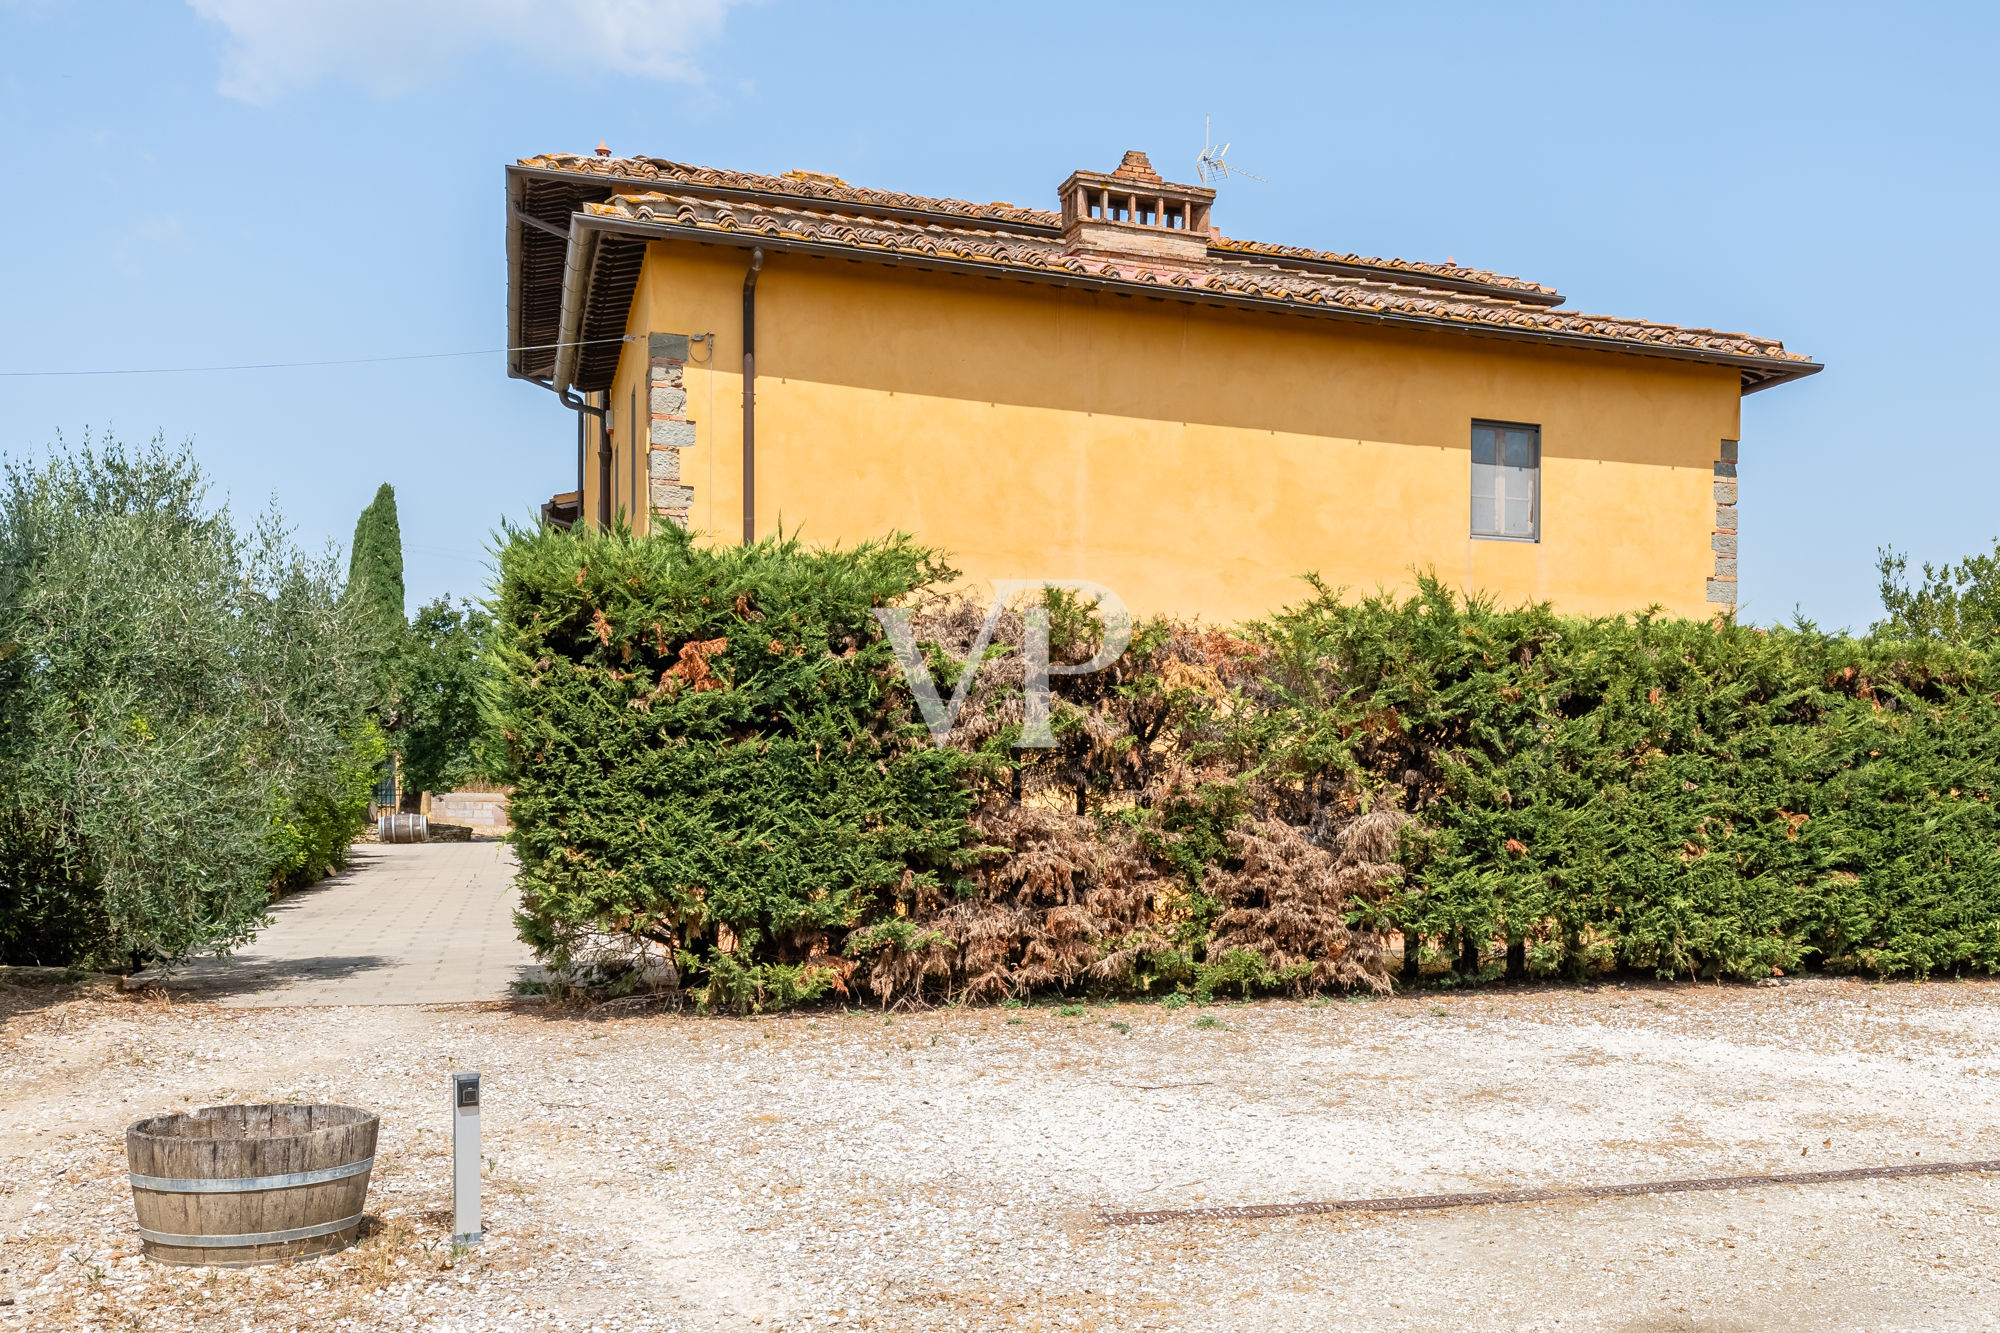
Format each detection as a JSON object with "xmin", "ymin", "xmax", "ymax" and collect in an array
[
  {"xmin": 1706, "ymin": 578, "xmax": 1739, "ymax": 605},
  {"xmin": 649, "ymin": 332, "xmax": 691, "ymax": 364},
  {"xmin": 1712, "ymin": 532, "xmax": 1738, "ymax": 555},
  {"xmin": 648, "ymin": 447, "xmax": 680, "ymax": 481},
  {"xmin": 1714, "ymin": 480, "xmax": 1738, "ymax": 504},
  {"xmin": 650, "ymin": 419, "xmax": 697, "ymax": 448},
  {"xmin": 650, "ymin": 481, "xmax": 695, "ymax": 510},
  {"xmin": 1719, "ymin": 438, "xmax": 1739, "ymax": 463},
  {"xmin": 651, "ymin": 384, "xmax": 688, "ymax": 416},
  {"xmin": 1715, "ymin": 506, "xmax": 1738, "ymax": 532}
]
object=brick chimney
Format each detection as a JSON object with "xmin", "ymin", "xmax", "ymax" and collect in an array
[{"xmin": 1058, "ymin": 151, "xmax": 1214, "ymax": 263}]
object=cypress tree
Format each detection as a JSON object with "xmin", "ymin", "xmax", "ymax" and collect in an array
[
  {"xmin": 347, "ymin": 483, "xmax": 406, "ymax": 634},
  {"xmin": 348, "ymin": 484, "xmax": 410, "ymax": 761}
]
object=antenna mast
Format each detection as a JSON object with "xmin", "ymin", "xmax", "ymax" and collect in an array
[{"xmin": 1195, "ymin": 116, "xmax": 1268, "ymax": 187}]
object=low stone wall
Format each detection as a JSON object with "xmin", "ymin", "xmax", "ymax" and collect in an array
[{"xmin": 428, "ymin": 789, "xmax": 510, "ymax": 830}]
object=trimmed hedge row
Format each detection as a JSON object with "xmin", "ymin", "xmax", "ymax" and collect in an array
[
  {"xmin": 1253, "ymin": 579, "xmax": 2000, "ymax": 981},
  {"xmin": 491, "ymin": 523, "xmax": 975, "ymax": 1008},
  {"xmin": 493, "ymin": 524, "xmax": 2000, "ymax": 1008}
]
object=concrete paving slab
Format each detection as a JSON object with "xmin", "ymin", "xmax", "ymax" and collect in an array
[{"xmin": 157, "ymin": 841, "xmax": 543, "ymax": 1006}]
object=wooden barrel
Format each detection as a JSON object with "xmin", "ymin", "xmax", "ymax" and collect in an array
[
  {"xmin": 378, "ymin": 813, "xmax": 428, "ymax": 843},
  {"xmin": 126, "ymin": 1104, "xmax": 379, "ymax": 1267}
]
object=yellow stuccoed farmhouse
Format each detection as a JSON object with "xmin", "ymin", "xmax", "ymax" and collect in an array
[{"xmin": 506, "ymin": 147, "xmax": 1818, "ymax": 622}]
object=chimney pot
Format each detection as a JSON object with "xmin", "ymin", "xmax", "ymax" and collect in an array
[{"xmin": 1057, "ymin": 152, "xmax": 1214, "ymax": 263}]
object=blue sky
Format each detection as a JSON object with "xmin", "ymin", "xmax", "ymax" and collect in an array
[{"xmin": 0, "ymin": 1, "xmax": 1993, "ymax": 628}]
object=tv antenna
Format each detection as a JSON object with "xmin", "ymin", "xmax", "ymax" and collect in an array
[{"xmin": 1195, "ymin": 117, "xmax": 1267, "ymax": 187}]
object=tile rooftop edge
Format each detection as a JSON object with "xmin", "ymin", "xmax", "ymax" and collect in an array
[
  {"xmin": 572, "ymin": 190, "xmax": 1812, "ymax": 368},
  {"xmin": 515, "ymin": 153, "xmax": 1564, "ymax": 300}
]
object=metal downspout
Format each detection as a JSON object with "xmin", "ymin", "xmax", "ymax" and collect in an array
[
  {"xmin": 742, "ymin": 247, "xmax": 763, "ymax": 546},
  {"xmin": 596, "ymin": 392, "xmax": 612, "ymax": 529}
]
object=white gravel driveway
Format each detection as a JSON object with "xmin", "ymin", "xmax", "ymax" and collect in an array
[{"xmin": 4, "ymin": 977, "xmax": 1999, "ymax": 1330}]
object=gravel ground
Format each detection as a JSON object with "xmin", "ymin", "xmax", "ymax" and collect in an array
[{"xmin": 4, "ymin": 976, "xmax": 2000, "ymax": 1331}]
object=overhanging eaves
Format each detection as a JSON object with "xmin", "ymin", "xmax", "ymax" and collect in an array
[{"xmin": 548, "ymin": 209, "xmax": 1823, "ymax": 396}]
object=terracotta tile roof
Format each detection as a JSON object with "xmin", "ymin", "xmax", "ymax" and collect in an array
[
  {"xmin": 1206, "ymin": 236, "xmax": 1560, "ymax": 304},
  {"xmin": 578, "ymin": 190, "xmax": 1810, "ymax": 370},
  {"xmin": 517, "ymin": 152, "xmax": 1561, "ymax": 303},
  {"xmin": 509, "ymin": 152, "xmax": 1818, "ymax": 392},
  {"xmin": 517, "ymin": 153, "xmax": 1064, "ymax": 232}
]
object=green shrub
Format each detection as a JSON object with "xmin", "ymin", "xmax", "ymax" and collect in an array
[
  {"xmin": 0, "ymin": 438, "xmax": 378, "ymax": 968},
  {"xmin": 490, "ymin": 521, "xmax": 976, "ymax": 1011},
  {"xmin": 1249, "ymin": 577, "xmax": 2000, "ymax": 981},
  {"xmin": 393, "ymin": 596, "xmax": 495, "ymax": 797}
]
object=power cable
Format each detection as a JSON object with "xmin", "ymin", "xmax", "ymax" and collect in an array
[{"xmin": 0, "ymin": 336, "xmax": 634, "ymax": 379}]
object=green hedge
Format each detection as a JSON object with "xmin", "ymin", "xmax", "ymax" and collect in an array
[
  {"xmin": 1250, "ymin": 578, "xmax": 2000, "ymax": 981},
  {"xmin": 494, "ymin": 523, "xmax": 2000, "ymax": 1006},
  {"xmin": 492, "ymin": 523, "xmax": 976, "ymax": 1009}
]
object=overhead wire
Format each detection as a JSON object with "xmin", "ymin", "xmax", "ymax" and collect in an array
[{"xmin": 0, "ymin": 336, "xmax": 634, "ymax": 379}]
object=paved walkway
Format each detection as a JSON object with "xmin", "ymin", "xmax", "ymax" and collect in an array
[{"xmin": 159, "ymin": 841, "xmax": 542, "ymax": 1006}]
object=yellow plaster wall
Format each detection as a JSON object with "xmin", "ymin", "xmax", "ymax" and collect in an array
[{"xmin": 599, "ymin": 242, "xmax": 1741, "ymax": 622}]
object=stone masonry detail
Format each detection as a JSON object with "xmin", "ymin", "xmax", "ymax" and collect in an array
[
  {"xmin": 648, "ymin": 332, "xmax": 696, "ymax": 527},
  {"xmin": 1706, "ymin": 439, "xmax": 1738, "ymax": 607}
]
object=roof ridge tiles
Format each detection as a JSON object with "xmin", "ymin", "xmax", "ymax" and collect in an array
[{"xmin": 525, "ymin": 152, "xmax": 1553, "ymax": 297}]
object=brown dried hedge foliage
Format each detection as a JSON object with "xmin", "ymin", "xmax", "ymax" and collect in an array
[{"xmin": 839, "ymin": 591, "xmax": 1401, "ymax": 1005}]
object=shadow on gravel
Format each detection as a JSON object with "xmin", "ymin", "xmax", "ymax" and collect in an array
[
  {"xmin": 0, "ymin": 969, "xmax": 128, "ymax": 1022},
  {"xmin": 156, "ymin": 953, "xmax": 398, "ymax": 999}
]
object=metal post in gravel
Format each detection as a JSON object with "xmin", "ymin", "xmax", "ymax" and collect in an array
[
  {"xmin": 451, "ymin": 1071, "xmax": 483, "ymax": 1246},
  {"xmin": 1399, "ymin": 928, "xmax": 1421, "ymax": 989}
]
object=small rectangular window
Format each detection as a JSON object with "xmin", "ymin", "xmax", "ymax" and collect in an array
[{"xmin": 1471, "ymin": 421, "xmax": 1540, "ymax": 541}]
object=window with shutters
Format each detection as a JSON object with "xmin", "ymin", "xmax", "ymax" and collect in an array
[{"xmin": 1471, "ymin": 421, "xmax": 1540, "ymax": 541}]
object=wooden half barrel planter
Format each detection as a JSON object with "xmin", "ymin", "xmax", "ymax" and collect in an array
[{"xmin": 126, "ymin": 1104, "xmax": 379, "ymax": 1267}]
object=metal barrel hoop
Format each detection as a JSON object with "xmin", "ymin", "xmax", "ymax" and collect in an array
[
  {"xmin": 128, "ymin": 1156, "xmax": 375, "ymax": 1195},
  {"xmin": 135, "ymin": 1213, "xmax": 367, "ymax": 1249}
]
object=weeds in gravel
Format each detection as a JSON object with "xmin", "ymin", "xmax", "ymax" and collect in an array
[
  {"xmin": 1192, "ymin": 1015, "xmax": 1226, "ymax": 1030},
  {"xmin": 1108, "ymin": 1020, "xmax": 1131, "ymax": 1034},
  {"xmin": 1057, "ymin": 1004, "xmax": 1084, "ymax": 1018},
  {"xmin": 1158, "ymin": 995, "xmax": 1189, "ymax": 1011},
  {"xmin": 64, "ymin": 1246, "xmax": 103, "ymax": 1286}
]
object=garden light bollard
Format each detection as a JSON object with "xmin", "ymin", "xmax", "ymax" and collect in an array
[{"xmin": 451, "ymin": 1071, "xmax": 483, "ymax": 1246}]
